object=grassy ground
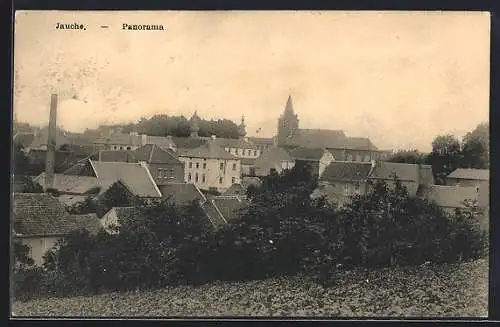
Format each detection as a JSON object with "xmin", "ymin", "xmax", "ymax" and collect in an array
[{"xmin": 12, "ymin": 258, "xmax": 488, "ymax": 318}]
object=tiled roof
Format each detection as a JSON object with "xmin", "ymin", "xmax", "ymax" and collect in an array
[
  {"xmin": 247, "ymin": 137, "xmax": 275, "ymax": 145},
  {"xmin": 58, "ymin": 194, "xmax": 90, "ymax": 207},
  {"xmin": 90, "ymin": 160, "xmax": 162, "ymax": 198},
  {"xmin": 212, "ymin": 196, "xmax": 248, "ymax": 222},
  {"xmin": 369, "ymin": 162, "xmax": 419, "ymax": 182},
  {"xmin": 133, "ymin": 144, "xmax": 183, "ymax": 165},
  {"xmin": 320, "ymin": 161, "xmax": 373, "ymax": 182},
  {"xmin": 98, "ymin": 150, "xmax": 137, "ymax": 163},
  {"xmin": 240, "ymin": 158, "xmax": 257, "ymax": 165},
  {"xmin": 417, "ymin": 185, "xmax": 479, "ymax": 208},
  {"xmin": 13, "ymin": 193, "xmax": 99, "ymax": 237},
  {"xmin": 285, "ymin": 129, "xmax": 347, "ymax": 149},
  {"xmin": 171, "ymin": 137, "xmax": 207, "ymax": 150},
  {"xmin": 94, "ymin": 133, "xmax": 142, "ymax": 146},
  {"xmin": 145, "ymin": 135, "xmax": 176, "ymax": 149},
  {"xmin": 288, "ymin": 147, "xmax": 326, "ymax": 161},
  {"xmin": 255, "ymin": 147, "xmax": 294, "ymax": 165},
  {"xmin": 214, "ymin": 138, "xmax": 258, "ymax": 150},
  {"xmin": 344, "ymin": 137, "xmax": 378, "ymax": 150},
  {"xmin": 62, "ymin": 154, "xmax": 99, "ymax": 176},
  {"xmin": 33, "ymin": 173, "xmax": 100, "ymax": 194},
  {"xmin": 158, "ymin": 183, "xmax": 206, "ymax": 205},
  {"xmin": 13, "ymin": 132, "xmax": 35, "ymax": 148},
  {"xmin": 223, "ymin": 184, "xmax": 246, "ymax": 196},
  {"xmin": 68, "ymin": 213, "xmax": 102, "ymax": 235},
  {"xmin": 179, "ymin": 140, "xmax": 237, "ymax": 160},
  {"xmin": 447, "ymin": 168, "xmax": 489, "ymax": 181},
  {"xmin": 201, "ymin": 200, "xmax": 228, "ymax": 228}
]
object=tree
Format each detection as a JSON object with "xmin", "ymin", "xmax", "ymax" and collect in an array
[
  {"xmin": 461, "ymin": 122, "xmax": 489, "ymax": 169},
  {"xmin": 428, "ymin": 135, "xmax": 461, "ymax": 184},
  {"xmin": 387, "ymin": 149, "xmax": 430, "ymax": 165}
]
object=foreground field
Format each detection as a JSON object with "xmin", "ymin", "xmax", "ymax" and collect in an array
[{"xmin": 12, "ymin": 258, "xmax": 488, "ymax": 318}]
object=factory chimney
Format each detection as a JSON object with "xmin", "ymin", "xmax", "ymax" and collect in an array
[{"xmin": 45, "ymin": 94, "xmax": 57, "ymax": 190}]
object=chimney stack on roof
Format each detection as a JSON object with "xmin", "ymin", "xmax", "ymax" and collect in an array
[{"xmin": 45, "ymin": 93, "xmax": 57, "ymax": 190}]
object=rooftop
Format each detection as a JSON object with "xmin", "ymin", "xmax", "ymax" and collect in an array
[{"xmin": 447, "ymin": 168, "xmax": 489, "ymax": 181}]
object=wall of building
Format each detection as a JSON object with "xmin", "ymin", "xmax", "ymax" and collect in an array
[
  {"xmin": 445, "ymin": 178, "xmax": 486, "ymax": 188},
  {"xmin": 180, "ymin": 157, "xmax": 241, "ymax": 192},
  {"xmin": 319, "ymin": 152, "xmax": 335, "ymax": 177},
  {"xmin": 225, "ymin": 147, "xmax": 261, "ymax": 158},
  {"xmin": 146, "ymin": 162, "xmax": 185, "ymax": 185},
  {"xmin": 327, "ymin": 149, "xmax": 386, "ymax": 162},
  {"xmin": 22, "ymin": 236, "xmax": 61, "ymax": 266},
  {"xmin": 312, "ymin": 180, "xmax": 368, "ymax": 207}
]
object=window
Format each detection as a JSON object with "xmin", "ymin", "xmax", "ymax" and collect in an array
[
  {"xmin": 247, "ymin": 149, "xmax": 251, "ymax": 156},
  {"xmin": 219, "ymin": 177, "xmax": 223, "ymax": 184},
  {"xmin": 189, "ymin": 162, "xmax": 192, "ymax": 169},
  {"xmin": 343, "ymin": 184, "xmax": 350, "ymax": 195},
  {"xmin": 188, "ymin": 172, "xmax": 192, "ymax": 181},
  {"xmin": 202, "ymin": 174, "xmax": 206, "ymax": 183},
  {"xmin": 220, "ymin": 162, "xmax": 224, "ymax": 170},
  {"xmin": 347, "ymin": 154, "xmax": 353, "ymax": 161},
  {"xmin": 356, "ymin": 154, "xmax": 362, "ymax": 162},
  {"xmin": 354, "ymin": 183, "xmax": 361, "ymax": 194},
  {"xmin": 232, "ymin": 177, "xmax": 236, "ymax": 184},
  {"xmin": 364, "ymin": 155, "xmax": 370, "ymax": 162},
  {"xmin": 126, "ymin": 146, "xmax": 131, "ymax": 150},
  {"xmin": 203, "ymin": 163, "xmax": 207, "ymax": 169},
  {"xmin": 232, "ymin": 163, "xmax": 237, "ymax": 170},
  {"xmin": 158, "ymin": 168, "xmax": 163, "ymax": 178},
  {"xmin": 195, "ymin": 173, "xmax": 199, "ymax": 182},
  {"xmin": 196, "ymin": 163, "xmax": 200, "ymax": 169},
  {"xmin": 120, "ymin": 146, "xmax": 124, "ymax": 150},
  {"xmin": 236, "ymin": 149, "xmax": 240, "ymax": 155},
  {"xmin": 254, "ymin": 150, "xmax": 257, "ymax": 156}
]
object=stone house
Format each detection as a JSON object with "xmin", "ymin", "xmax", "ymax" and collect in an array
[
  {"xmin": 253, "ymin": 147, "xmax": 295, "ymax": 177},
  {"xmin": 287, "ymin": 147, "xmax": 335, "ymax": 179},
  {"xmin": 13, "ymin": 193, "xmax": 102, "ymax": 266},
  {"xmin": 177, "ymin": 136, "xmax": 241, "ymax": 193},
  {"xmin": 445, "ymin": 168, "xmax": 489, "ymax": 188}
]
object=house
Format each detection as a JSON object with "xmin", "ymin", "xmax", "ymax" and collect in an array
[
  {"xmin": 247, "ymin": 136, "xmax": 275, "ymax": 152},
  {"xmin": 287, "ymin": 147, "xmax": 335, "ymax": 178},
  {"xmin": 201, "ymin": 195, "xmax": 249, "ymax": 228},
  {"xmin": 13, "ymin": 193, "xmax": 102, "ymax": 266},
  {"xmin": 240, "ymin": 158, "xmax": 257, "ymax": 176},
  {"xmin": 177, "ymin": 136, "xmax": 241, "ymax": 193},
  {"xmin": 93, "ymin": 132, "xmax": 176, "ymax": 151},
  {"xmin": 311, "ymin": 161, "xmax": 373, "ymax": 206},
  {"xmin": 158, "ymin": 182, "xmax": 206, "ymax": 206},
  {"xmin": 417, "ymin": 185, "xmax": 481, "ymax": 214},
  {"xmin": 445, "ymin": 168, "xmax": 489, "ymax": 187},
  {"xmin": 132, "ymin": 144, "xmax": 185, "ymax": 185},
  {"xmin": 253, "ymin": 147, "xmax": 295, "ymax": 177},
  {"xmin": 276, "ymin": 95, "xmax": 391, "ymax": 161},
  {"xmin": 367, "ymin": 161, "xmax": 434, "ymax": 197}
]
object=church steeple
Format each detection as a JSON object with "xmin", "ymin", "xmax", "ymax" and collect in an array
[
  {"xmin": 238, "ymin": 115, "xmax": 246, "ymax": 138},
  {"xmin": 277, "ymin": 94, "xmax": 299, "ymax": 146},
  {"xmin": 189, "ymin": 110, "xmax": 200, "ymax": 138}
]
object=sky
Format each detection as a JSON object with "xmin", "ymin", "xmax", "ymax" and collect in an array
[{"xmin": 14, "ymin": 11, "xmax": 490, "ymax": 152}]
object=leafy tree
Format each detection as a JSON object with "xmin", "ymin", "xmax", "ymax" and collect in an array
[
  {"xmin": 428, "ymin": 135, "xmax": 461, "ymax": 184},
  {"xmin": 461, "ymin": 122, "xmax": 489, "ymax": 169},
  {"xmin": 387, "ymin": 149, "xmax": 430, "ymax": 165}
]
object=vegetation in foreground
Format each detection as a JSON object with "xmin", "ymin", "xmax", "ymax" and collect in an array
[{"xmin": 12, "ymin": 258, "xmax": 487, "ymax": 317}]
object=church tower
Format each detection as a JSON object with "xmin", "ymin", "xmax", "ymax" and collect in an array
[
  {"xmin": 189, "ymin": 110, "xmax": 201, "ymax": 138},
  {"xmin": 237, "ymin": 115, "xmax": 246, "ymax": 139},
  {"xmin": 277, "ymin": 95, "xmax": 299, "ymax": 146}
]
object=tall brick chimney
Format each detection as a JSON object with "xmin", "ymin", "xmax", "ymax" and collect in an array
[{"xmin": 45, "ymin": 94, "xmax": 57, "ymax": 190}]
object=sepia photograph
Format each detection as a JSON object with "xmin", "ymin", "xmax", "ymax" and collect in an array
[{"xmin": 11, "ymin": 10, "xmax": 490, "ymax": 318}]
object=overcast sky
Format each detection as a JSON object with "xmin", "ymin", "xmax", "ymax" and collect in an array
[{"xmin": 14, "ymin": 11, "xmax": 490, "ymax": 151}]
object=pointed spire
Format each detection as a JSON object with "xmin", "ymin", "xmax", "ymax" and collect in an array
[
  {"xmin": 238, "ymin": 115, "xmax": 246, "ymax": 138},
  {"xmin": 190, "ymin": 110, "xmax": 200, "ymax": 138},
  {"xmin": 284, "ymin": 94, "xmax": 294, "ymax": 114}
]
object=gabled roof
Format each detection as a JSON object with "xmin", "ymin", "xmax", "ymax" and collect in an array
[
  {"xmin": 133, "ymin": 144, "xmax": 183, "ymax": 165},
  {"xmin": 58, "ymin": 194, "xmax": 90, "ymax": 207},
  {"xmin": 247, "ymin": 137, "xmax": 275, "ymax": 145},
  {"xmin": 68, "ymin": 213, "xmax": 102, "ymax": 235},
  {"xmin": 179, "ymin": 141, "xmax": 237, "ymax": 160},
  {"xmin": 447, "ymin": 168, "xmax": 489, "ymax": 181},
  {"xmin": 94, "ymin": 133, "xmax": 142, "ymax": 146},
  {"xmin": 369, "ymin": 162, "xmax": 419, "ymax": 182},
  {"xmin": 214, "ymin": 138, "xmax": 258, "ymax": 150},
  {"xmin": 223, "ymin": 183, "xmax": 246, "ymax": 196},
  {"xmin": 344, "ymin": 137, "xmax": 378, "ymax": 151},
  {"xmin": 90, "ymin": 160, "xmax": 162, "ymax": 198},
  {"xmin": 13, "ymin": 193, "xmax": 100, "ymax": 237},
  {"xmin": 285, "ymin": 129, "xmax": 347, "ymax": 149},
  {"xmin": 255, "ymin": 147, "xmax": 294, "ymax": 165},
  {"xmin": 417, "ymin": 185, "xmax": 479, "ymax": 208},
  {"xmin": 158, "ymin": 183, "xmax": 206, "ymax": 205},
  {"xmin": 171, "ymin": 136, "xmax": 207, "ymax": 150},
  {"xmin": 98, "ymin": 150, "xmax": 137, "ymax": 163},
  {"xmin": 33, "ymin": 173, "xmax": 100, "ymax": 194},
  {"xmin": 61, "ymin": 153, "xmax": 100, "ymax": 176},
  {"xmin": 320, "ymin": 161, "xmax": 373, "ymax": 182},
  {"xmin": 212, "ymin": 196, "xmax": 249, "ymax": 222},
  {"xmin": 288, "ymin": 147, "xmax": 326, "ymax": 161}
]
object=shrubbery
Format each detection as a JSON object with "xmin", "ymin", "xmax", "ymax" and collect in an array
[{"xmin": 13, "ymin": 166, "xmax": 488, "ymax": 301}]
